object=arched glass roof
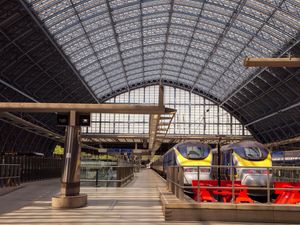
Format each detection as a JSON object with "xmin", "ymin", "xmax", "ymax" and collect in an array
[
  {"xmin": 82, "ymin": 85, "xmax": 251, "ymax": 136},
  {"xmin": 26, "ymin": 0, "xmax": 300, "ymax": 101}
]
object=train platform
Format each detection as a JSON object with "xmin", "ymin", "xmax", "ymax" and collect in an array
[{"xmin": 0, "ymin": 169, "xmax": 298, "ymax": 225}]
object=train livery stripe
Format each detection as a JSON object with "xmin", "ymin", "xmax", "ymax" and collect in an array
[
  {"xmin": 233, "ymin": 152, "xmax": 272, "ymax": 167},
  {"xmin": 174, "ymin": 149, "xmax": 212, "ymax": 167}
]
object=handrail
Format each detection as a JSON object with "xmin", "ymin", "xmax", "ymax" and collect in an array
[
  {"xmin": 80, "ymin": 165, "xmax": 134, "ymax": 187},
  {"xmin": 164, "ymin": 164, "xmax": 300, "ymax": 204},
  {"xmin": 0, "ymin": 164, "xmax": 21, "ymax": 188}
]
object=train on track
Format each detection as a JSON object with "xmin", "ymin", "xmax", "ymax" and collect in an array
[
  {"xmin": 150, "ymin": 140, "xmax": 272, "ymax": 195},
  {"xmin": 151, "ymin": 141, "xmax": 212, "ymax": 184},
  {"xmin": 211, "ymin": 141, "xmax": 272, "ymax": 187}
]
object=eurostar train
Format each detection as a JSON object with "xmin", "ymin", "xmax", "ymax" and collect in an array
[
  {"xmin": 151, "ymin": 141, "xmax": 212, "ymax": 184},
  {"xmin": 211, "ymin": 141, "xmax": 272, "ymax": 190}
]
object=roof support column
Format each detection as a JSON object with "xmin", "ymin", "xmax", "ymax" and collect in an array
[{"xmin": 52, "ymin": 111, "xmax": 87, "ymax": 209}]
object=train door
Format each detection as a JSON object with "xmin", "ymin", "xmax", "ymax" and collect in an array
[
  {"xmin": 163, "ymin": 152, "xmax": 169, "ymax": 173},
  {"xmin": 229, "ymin": 149, "xmax": 237, "ymax": 180},
  {"xmin": 222, "ymin": 150, "xmax": 231, "ymax": 180},
  {"xmin": 172, "ymin": 151, "xmax": 177, "ymax": 166},
  {"xmin": 211, "ymin": 151, "xmax": 218, "ymax": 179}
]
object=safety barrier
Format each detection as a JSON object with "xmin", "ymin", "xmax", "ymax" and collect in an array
[
  {"xmin": 165, "ymin": 165, "xmax": 300, "ymax": 205},
  {"xmin": 0, "ymin": 164, "xmax": 21, "ymax": 188},
  {"xmin": 0, "ymin": 155, "xmax": 63, "ymax": 183},
  {"xmin": 273, "ymin": 167, "xmax": 300, "ymax": 182},
  {"xmin": 81, "ymin": 164, "xmax": 134, "ymax": 187}
]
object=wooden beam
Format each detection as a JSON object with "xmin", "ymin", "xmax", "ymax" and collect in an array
[
  {"xmin": 148, "ymin": 114, "xmax": 160, "ymax": 149},
  {"xmin": 244, "ymin": 57, "xmax": 300, "ymax": 67},
  {"xmin": 0, "ymin": 102, "xmax": 173, "ymax": 114}
]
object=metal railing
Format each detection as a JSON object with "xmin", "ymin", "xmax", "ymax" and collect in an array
[
  {"xmin": 0, "ymin": 164, "xmax": 21, "ymax": 188},
  {"xmin": 273, "ymin": 167, "xmax": 300, "ymax": 182},
  {"xmin": 80, "ymin": 165, "xmax": 134, "ymax": 187},
  {"xmin": 165, "ymin": 165, "xmax": 300, "ymax": 204},
  {"xmin": 0, "ymin": 155, "xmax": 63, "ymax": 182}
]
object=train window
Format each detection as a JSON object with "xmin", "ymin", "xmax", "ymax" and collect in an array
[
  {"xmin": 245, "ymin": 147, "xmax": 262, "ymax": 158},
  {"xmin": 177, "ymin": 142, "xmax": 210, "ymax": 159},
  {"xmin": 234, "ymin": 146, "xmax": 268, "ymax": 161}
]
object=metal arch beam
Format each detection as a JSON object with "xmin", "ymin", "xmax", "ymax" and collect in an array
[
  {"xmin": 176, "ymin": 0, "xmax": 206, "ymax": 83},
  {"xmin": 0, "ymin": 31, "xmax": 45, "ymax": 75},
  {"xmin": 0, "ymin": 78, "xmax": 39, "ymax": 102},
  {"xmin": 90, "ymin": 56, "xmax": 237, "ymax": 86},
  {"xmin": 0, "ymin": 112, "xmax": 100, "ymax": 151},
  {"xmin": 220, "ymin": 27, "xmax": 300, "ymax": 106},
  {"xmin": 83, "ymin": 48, "xmax": 238, "ymax": 84},
  {"xmin": 228, "ymin": 68, "xmax": 299, "ymax": 115},
  {"xmin": 69, "ymin": 0, "xmax": 113, "ymax": 93},
  {"xmin": 0, "ymin": 112, "xmax": 63, "ymax": 142},
  {"xmin": 72, "ymin": 33, "xmax": 243, "ymax": 70},
  {"xmin": 19, "ymin": 0, "xmax": 100, "ymax": 103},
  {"xmin": 12, "ymin": 48, "xmax": 56, "ymax": 82},
  {"xmin": 105, "ymin": 0, "xmax": 130, "ymax": 91},
  {"xmin": 48, "ymin": 3, "xmax": 295, "ymax": 51},
  {"xmin": 0, "ymin": 75, "xmax": 66, "ymax": 133},
  {"xmin": 265, "ymin": 135, "xmax": 300, "ymax": 148},
  {"xmin": 97, "ymin": 79, "xmax": 221, "ymax": 106},
  {"xmin": 42, "ymin": 0, "xmax": 297, "ymax": 43},
  {"xmin": 89, "ymin": 63, "xmax": 223, "ymax": 90},
  {"xmin": 159, "ymin": 0, "xmax": 175, "ymax": 83},
  {"xmin": 0, "ymin": 27, "xmax": 33, "ymax": 52},
  {"xmin": 62, "ymin": 22, "xmax": 261, "ymax": 60},
  {"xmin": 244, "ymin": 57, "xmax": 300, "ymax": 67},
  {"xmin": 245, "ymin": 101, "xmax": 300, "ymax": 127},
  {"xmin": 0, "ymin": 26, "xmax": 79, "ymax": 103},
  {"xmin": 139, "ymin": 0, "xmax": 145, "ymax": 85},
  {"xmin": 103, "ymin": 46, "xmax": 236, "ymax": 78},
  {"xmin": 190, "ymin": 0, "xmax": 247, "ymax": 93},
  {"xmin": 67, "ymin": 7, "xmax": 287, "ymax": 69},
  {"xmin": 100, "ymin": 73, "xmax": 212, "ymax": 97}
]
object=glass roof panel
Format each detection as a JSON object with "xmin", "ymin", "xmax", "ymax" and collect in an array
[{"xmin": 26, "ymin": 0, "xmax": 300, "ymax": 101}]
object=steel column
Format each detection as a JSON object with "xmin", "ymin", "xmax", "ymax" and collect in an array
[{"xmin": 60, "ymin": 111, "xmax": 81, "ymax": 196}]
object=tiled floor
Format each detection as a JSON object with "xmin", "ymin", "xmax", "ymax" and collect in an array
[{"xmin": 0, "ymin": 169, "xmax": 297, "ymax": 225}]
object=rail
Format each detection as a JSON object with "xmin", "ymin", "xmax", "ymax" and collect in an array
[
  {"xmin": 164, "ymin": 165, "xmax": 300, "ymax": 204},
  {"xmin": 0, "ymin": 155, "xmax": 63, "ymax": 182},
  {"xmin": 0, "ymin": 164, "xmax": 21, "ymax": 188},
  {"xmin": 81, "ymin": 165, "xmax": 134, "ymax": 187}
]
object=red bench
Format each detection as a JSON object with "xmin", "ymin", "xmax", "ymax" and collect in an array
[
  {"xmin": 192, "ymin": 180, "xmax": 253, "ymax": 203},
  {"xmin": 274, "ymin": 182, "xmax": 300, "ymax": 204}
]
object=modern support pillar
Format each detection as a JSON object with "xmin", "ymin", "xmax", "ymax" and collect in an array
[{"xmin": 52, "ymin": 111, "xmax": 87, "ymax": 208}]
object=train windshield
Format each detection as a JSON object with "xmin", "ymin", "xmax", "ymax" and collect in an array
[
  {"xmin": 234, "ymin": 146, "xmax": 268, "ymax": 160},
  {"xmin": 177, "ymin": 143, "xmax": 210, "ymax": 160}
]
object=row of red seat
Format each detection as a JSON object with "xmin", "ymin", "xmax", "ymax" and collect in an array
[
  {"xmin": 191, "ymin": 180, "xmax": 254, "ymax": 203},
  {"xmin": 273, "ymin": 182, "xmax": 300, "ymax": 204},
  {"xmin": 191, "ymin": 180, "xmax": 300, "ymax": 204}
]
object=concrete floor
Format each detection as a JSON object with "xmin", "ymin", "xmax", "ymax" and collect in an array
[{"xmin": 0, "ymin": 169, "xmax": 297, "ymax": 225}]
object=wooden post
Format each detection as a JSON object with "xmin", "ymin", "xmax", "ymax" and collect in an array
[
  {"xmin": 174, "ymin": 167, "xmax": 179, "ymax": 198},
  {"xmin": 117, "ymin": 166, "xmax": 121, "ymax": 187},
  {"xmin": 178, "ymin": 166, "xmax": 184, "ymax": 200},
  {"xmin": 167, "ymin": 167, "xmax": 172, "ymax": 191},
  {"xmin": 171, "ymin": 167, "xmax": 175, "ymax": 194}
]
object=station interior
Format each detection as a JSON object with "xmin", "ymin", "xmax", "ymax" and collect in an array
[{"xmin": 1, "ymin": 0, "xmax": 300, "ymax": 224}]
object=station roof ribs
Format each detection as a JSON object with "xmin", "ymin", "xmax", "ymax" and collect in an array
[{"xmin": 1, "ymin": 0, "xmax": 300, "ymax": 146}]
